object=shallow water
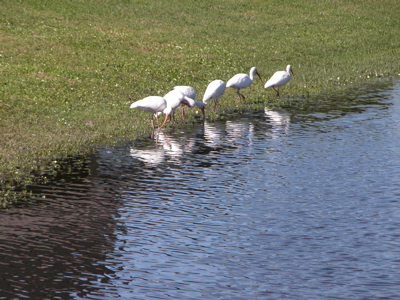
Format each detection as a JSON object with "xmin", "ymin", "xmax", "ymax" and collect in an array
[{"xmin": 1, "ymin": 79, "xmax": 400, "ymax": 299}]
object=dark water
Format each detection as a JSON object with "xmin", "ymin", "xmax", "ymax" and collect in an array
[{"xmin": 1, "ymin": 79, "xmax": 400, "ymax": 299}]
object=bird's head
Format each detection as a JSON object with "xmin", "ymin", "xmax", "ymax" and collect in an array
[
  {"xmin": 251, "ymin": 67, "xmax": 263, "ymax": 82},
  {"xmin": 195, "ymin": 101, "xmax": 206, "ymax": 118},
  {"xmin": 287, "ymin": 65, "xmax": 294, "ymax": 77}
]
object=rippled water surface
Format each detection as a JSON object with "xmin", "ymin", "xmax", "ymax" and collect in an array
[{"xmin": 1, "ymin": 79, "xmax": 400, "ymax": 299}]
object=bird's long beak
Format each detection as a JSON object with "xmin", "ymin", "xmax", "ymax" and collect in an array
[
  {"xmin": 256, "ymin": 71, "xmax": 262, "ymax": 83},
  {"xmin": 159, "ymin": 114, "xmax": 169, "ymax": 130},
  {"xmin": 201, "ymin": 107, "xmax": 205, "ymax": 118},
  {"xmin": 291, "ymin": 69, "xmax": 295, "ymax": 77}
]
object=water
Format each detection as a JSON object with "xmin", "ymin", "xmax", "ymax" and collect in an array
[{"xmin": 1, "ymin": 79, "xmax": 400, "ymax": 299}]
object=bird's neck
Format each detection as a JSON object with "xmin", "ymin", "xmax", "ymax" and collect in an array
[{"xmin": 249, "ymin": 69, "xmax": 257, "ymax": 81}]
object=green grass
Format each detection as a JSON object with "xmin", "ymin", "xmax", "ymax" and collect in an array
[{"xmin": 1, "ymin": 0, "xmax": 399, "ymax": 205}]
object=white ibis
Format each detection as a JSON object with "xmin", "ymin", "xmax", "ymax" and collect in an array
[
  {"xmin": 173, "ymin": 86, "xmax": 196, "ymax": 119},
  {"xmin": 264, "ymin": 65, "xmax": 294, "ymax": 97},
  {"xmin": 130, "ymin": 96, "xmax": 172, "ymax": 129},
  {"xmin": 226, "ymin": 67, "xmax": 262, "ymax": 102},
  {"xmin": 163, "ymin": 89, "xmax": 195, "ymax": 123},
  {"xmin": 202, "ymin": 79, "xmax": 226, "ymax": 113}
]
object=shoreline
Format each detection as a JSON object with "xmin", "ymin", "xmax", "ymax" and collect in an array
[{"xmin": 2, "ymin": 76, "xmax": 398, "ymax": 207}]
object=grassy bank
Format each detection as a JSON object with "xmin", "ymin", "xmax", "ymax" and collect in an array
[{"xmin": 1, "ymin": 0, "xmax": 399, "ymax": 205}]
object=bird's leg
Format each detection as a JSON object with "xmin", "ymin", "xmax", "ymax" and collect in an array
[
  {"xmin": 181, "ymin": 106, "xmax": 186, "ymax": 120},
  {"xmin": 272, "ymin": 87, "xmax": 280, "ymax": 97},
  {"xmin": 154, "ymin": 113, "xmax": 161, "ymax": 128},
  {"xmin": 236, "ymin": 90, "xmax": 242, "ymax": 102},
  {"xmin": 159, "ymin": 113, "xmax": 169, "ymax": 130},
  {"xmin": 213, "ymin": 99, "xmax": 217, "ymax": 112},
  {"xmin": 151, "ymin": 113, "xmax": 159, "ymax": 129},
  {"xmin": 239, "ymin": 92, "xmax": 246, "ymax": 102}
]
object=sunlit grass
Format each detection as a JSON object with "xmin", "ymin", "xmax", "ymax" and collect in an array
[{"xmin": 1, "ymin": 0, "xmax": 399, "ymax": 205}]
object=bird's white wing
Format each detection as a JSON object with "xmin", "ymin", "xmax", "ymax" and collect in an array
[
  {"xmin": 130, "ymin": 96, "xmax": 166, "ymax": 113},
  {"xmin": 227, "ymin": 73, "xmax": 251, "ymax": 88},
  {"xmin": 174, "ymin": 86, "xmax": 196, "ymax": 100},
  {"xmin": 264, "ymin": 71, "xmax": 289, "ymax": 88},
  {"xmin": 203, "ymin": 80, "xmax": 226, "ymax": 103}
]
